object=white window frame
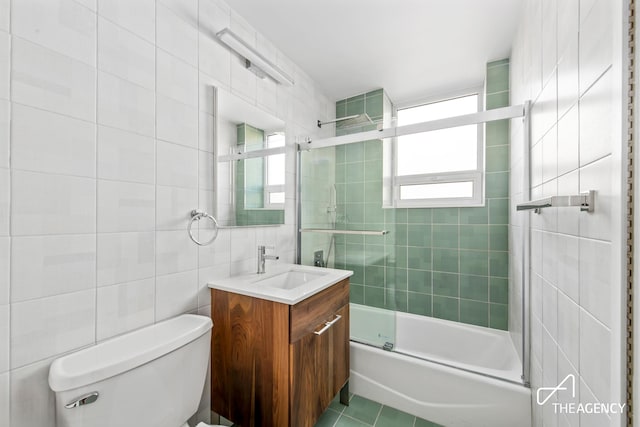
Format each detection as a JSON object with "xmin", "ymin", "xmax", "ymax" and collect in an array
[
  {"xmin": 391, "ymin": 89, "xmax": 484, "ymax": 208},
  {"xmin": 263, "ymin": 133, "xmax": 285, "ymax": 210}
]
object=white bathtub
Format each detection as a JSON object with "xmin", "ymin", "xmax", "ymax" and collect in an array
[{"xmin": 350, "ymin": 304, "xmax": 531, "ymax": 427}]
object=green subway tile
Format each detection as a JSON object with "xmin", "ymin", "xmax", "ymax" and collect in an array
[
  {"xmin": 459, "ymin": 225, "xmax": 489, "ymax": 250},
  {"xmin": 364, "ymin": 202, "xmax": 384, "ymax": 224},
  {"xmin": 366, "ymin": 88, "xmax": 384, "ymax": 98},
  {"xmin": 490, "ymin": 277, "xmax": 509, "ymax": 304},
  {"xmin": 393, "ymin": 208, "xmax": 408, "ymax": 223},
  {"xmin": 335, "ymin": 416, "xmax": 370, "ymax": 427},
  {"xmin": 432, "ymin": 225, "xmax": 458, "ymax": 249},
  {"xmin": 486, "ymin": 91, "xmax": 509, "ymax": 109},
  {"xmin": 342, "ymin": 395, "xmax": 381, "ymax": 425},
  {"xmin": 490, "ymin": 251, "xmax": 509, "ymax": 278},
  {"xmin": 488, "ymin": 58, "xmax": 510, "ymax": 68},
  {"xmin": 489, "ymin": 198, "xmax": 509, "ymax": 225},
  {"xmin": 460, "ymin": 206, "xmax": 489, "ymax": 224},
  {"xmin": 345, "ymin": 245, "xmax": 365, "ymax": 264},
  {"xmin": 335, "ymin": 145, "xmax": 347, "ymax": 163},
  {"xmin": 336, "ymin": 100, "xmax": 347, "ymax": 119},
  {"xmin": 408, "ymin": 269, "xmax": 431, "ymax": 293},
  {"xmin": 364, "ymin": 177, "xmax": 382, "ymax": 197},
  {"xmin": 350, "ymin": 284, "xmax": 364, "ymax": 304},
  {"xmin": 490, "ymin": 303, "xmax": 508, "ymax": 330},
  {"xmin": 365, "ymin": 94, "xmax": 384, "ymax": 120},
  {"xmin": 433, "ymin": 249, "xmax": 459, "ymax": 273},
  {"xmin": 408, "ymin": 246, "xmax": 432, "ymax": 270},
  {"xmin": 364, "ymin": 140, "xmax": 383, "ymax": 161},
  {"xmin": 388, "ymin": 289, "xmax": 408, "ymax": 312},
  {"xmin": 375, "ymin": 405, "xmax": 416, "ymax": 427},
  {"xmin": 316, "ymin": 408, "xmax": 341, "ymax": 427},
  {"xmin": 346, "ymin": 163, "xmax": 365, "ymax": 182},
  {"xmin": 407, "ymin": 224, "xmax": 431, "ymax": 247},
  {"xmin": 486, "ymin": 145, "xmax": 509, "ymax": 173},
  {"xmin": 460, "ymin": 300, "xmax": 489, "ymax": 327},
  {"xmin": 459, "ymin": 250, "xmax": 489, "ymax": 276},
  {"xmin": 432, "ymin": 272, "xmax": 459, "ymax": 297},
  {"xmin": 346, "ymin": 142, "xmax": 365, "ymax": 162},
  {"xmin": 432, "ymin": 208, "xmax": 459, "ymax": 224},
  {"xmin": 408, "ymin": 208, "xmax": 432, "ymax": 223},
  {"xmin": 460, "ymin": 274, "xmax": 489, "ymax": 301},
  {"xmin": 415, "ymin": 418, "xmax": 445, "ymax": 427},
  {"xmin": 345, "ymin": 203, "xmax": 365, "ymax": 224},
  {"xmin": 486, "ymin": 172, "xmax": 509, "ymax": 198},
  {"xmin": 365, "ymin": 265, "xmax": 385, "ymax": 286},
  {"xmin": 346, "ymin": 182, "xmax": 365, "ymax": 202},
  {"xmin": 365, "ymin": 230, "xmax": 386, "ymax": 245},
  {"xmin": 364, "ymin": 286, "xmax": 385, "ymax": 309},
  {"xmin": 393, "ymin": 246, "xmax": 408, "ymax": 269},
  {"xmin": 364, "ymin": 159, "xmax": 382, "ymax": 182},
  {"xmin": 395, "ymin": 224, "xmax": 408, "ymax": 245},
  {"xmin": 346, "ymin": 93, "xmax": 365, "ymax": 103},
  {"xmin": 346, "ymin": 98, "xmax": 365, "ymax": 116},
  {"xmin": 347, "ymin": 264, "xmax": 364, "ymax": 284},
  {"xmin": 433, "ymin": 296, "xmax": 459, "ymax": 321},
  {"xmin": 345, "ymin": 233, "xmax": 365, "ymax": 244},
  {"xmin": 486, "ymin": 120, "xmax": 509, "ymax": 147},
  {"xmin": 490, "ymin": 225, "xmax": 508, "ymax": 251},
  {"xmin": 335, "ymin": 164, "xmax": 347, "ymax": 183},
  {"xmin": 486, "ymin": 64, "xmax": 510, "ymax": 94},
  {"xmin": 387, "ymin": 267, "xmax": 408, "ymax": 290},
  {"xmin": 408, "ymin": 292, "xmax": 432, "ymax": 316},
  {"xmin": 365, "ymin": 244, "xmax": 386, "ymax": 266}
]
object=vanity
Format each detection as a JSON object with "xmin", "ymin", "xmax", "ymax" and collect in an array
[{"xmin": 209, "ymin": 264, "xmax": 352, "ymax": 427}]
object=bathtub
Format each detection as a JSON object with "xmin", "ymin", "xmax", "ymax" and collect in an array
[{"xmin": 349, "ymin": 304, "xmax": 531, "ymax": 427}]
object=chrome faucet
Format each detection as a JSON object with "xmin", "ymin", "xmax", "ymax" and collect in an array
[{"xmin": 257, "ymin": 245, "xmax": 279, "ymax": 274}]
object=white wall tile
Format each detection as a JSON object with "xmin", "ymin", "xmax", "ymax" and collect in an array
[
  {"xmin": 541, "ymin": 279, "xmax": 557, "ymax": 340},
  {"xmin": 198, "ymin": 151, "xmax": 214, "ymax": 191},
  {"xmin": 0, "ymin": 100, "xmax": 8, "ymax": 169},
  {"xmin": 0, "ymin": 168, "xmax": 8, "ymax": 236},
  {"xmin": 556, "ymin": 351, "xmax": 579, "ymax": 427},
  {"xmin": 156, "ymin": 229, "xmax": 197, "ymax": 275},
  {"xmin": 198, "ymin": 265, "xmax": 230, "ymax": 306},
  {"xmin": 97, "ymin": 70, "xmax": 155, "ymax": 137},
  {"xmin": 579, "ymin": 69, "xmax": 612, "ymax": 166},
  {"xmin": 157, "ymin": 0, "xmax": 198, "ymax": 28},
  {"xmin": 579, "ymin": 155, "xmax": 612, "ymax": 241},
  {"xmin": 97, "ymin": 125, "xmax": 155, "ymax": 184},
  {"xmin": 557, "ymin": 37, "xmax": 579, "ymax": 120},
  {"xmin": 12, "ymin": 170, "xmax": 96, "ymax": 236},
  {"xmin": 578, "ymin": 0, "xmax": 613, "ymax": 94},
  {"xmin": 157, "ymin": 141, "xmax": 198, "ymax": 188},
  {"xmin": 199, "ymin": 111, "xmax": 215, "ymax": 153},
  {"xmin": 556, "ymin": 291, "xmax": 579, "ymax": 369},
  {"xmin": 97, "ymin": 231, "xmax": 155, "ymax": 286},
  {"xmin": 11, "ymin": 290, "xmax": 95, "ymax": 368},
  {"xmin": 555, "ymin": 234, "xmax": 579, "ymax": 302},
  {"xmin": 579, "ymin": 309, "xmax": 611, "ymax": 403},
  {"xmin": 0, "ymin": 0, "xmax": 8, "ymax": 32},
  {"xmin": 156, "ymin": 185, "xmax": 197, "ymax": 231},
  {"xmin": 579, "ymin": 377, "xmax": 611, "ymax": 427},
  {"xmin": 230, "ymin": 227, "xmax": 256, "ymax": 263},
  {"xmin": 156, "ymin": 94, "xmax": 198, "ymax": 148},
  {"xmin": 157, "ymin": 49, "xmax": 198, "ymax": 107},
  {"xmin": 557, "ymin": 170, "xmax": 579, "ymax": 236},
  {"xmin": 97, "ymin": 17, "xmax": 155, "ymax": 90},
  {"xmin": 12, "ymin": 38, "xmax": 96, "ymax": 121},
  {"xmin": 0, "ymin": 304, "xmax": 7, "ymax": 373},
  {"xmin": 75, "ymin": 0, "xmax": 96, "ymax": 11},
  {"xmin": 157, "ymin": 4, "xmax": 198, "ymax": 66},
  {"xmin": 97, "ymin": 180, "xmax": 155, "ymax": 232},
  {"xmin": 96, "ymin": 278, "xmax": 155, "ymax": 341},
  {"xmin": 0, "ymin": 372, "xmax": 8, "ymax": 427},
  {"xmin": 0, "ymin": 31, "xmax": 8, "ymax": 101},
  {"xmin": 557, "ymin": 104, "xmax": 578, "ymax": 176},
  {"xmin": 199, "ymin": 0, "xmax": 230, "ymax": 37},
  {"xmin": 12, "ymin": 0, "xmax": 96, "ymax": 66},
  {"xmin": 541, "ymin": 126, "xmax": 557, "ymax": 184},
  {"xmin": 199, "ymin": 35, "xmax": 231, "ymax": 88},
  {"xmin": 10, "ymin": 357, "xmax": 56, "ymax": 427},
  {"xmin": 12, "ymin": 104, "xmax": 96, "ymax": 177},
  {"xmin": 155, "ymin": 270, "xmax": 198, "ymax": 321},
  {"xmin": 98, "ymin": 0, "xmax": 155, "ymax": 43},
  {"xmin": 198, "ymin": 227, "xmax": 231, "ymax": 268},
  {"xmin": 231, "ymin": 55, "xmax": 257, "ymax": 104},
  {"xmin": 0, "ymin": 237, "xmax": 8, "ymax": 305},
  {"xmin": 11, "ymin": 234, "xmax": 96, "ymax": 302},
  {"xmin": 579, "ymin": 238, "xmax": 611, "ymax": 327}
]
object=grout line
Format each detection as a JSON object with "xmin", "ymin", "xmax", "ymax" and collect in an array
[{"xmin": 93, "ymin": 5, "xmax": 99, "ymax": 346}]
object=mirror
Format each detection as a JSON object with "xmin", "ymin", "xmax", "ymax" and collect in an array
[{"xmin": 214, "ymin": 87, "xmax": 286, "ymax": 227}]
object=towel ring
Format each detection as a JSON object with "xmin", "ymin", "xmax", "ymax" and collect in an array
[{"xmin": 188, "ymin": 209, "xmax": 219, "ymax": 246}]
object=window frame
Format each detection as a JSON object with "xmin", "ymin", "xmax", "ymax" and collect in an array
[
  {"xmin": 390, "ymin": 89, "xmax": 485, "ymax": 208},
  {"xmin": 262, "ymin": 133, "xmax": 285, "ymax": 210}
]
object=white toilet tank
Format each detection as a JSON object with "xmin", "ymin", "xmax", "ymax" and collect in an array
[{"xmin": 49, "ymin": 314, "xmax": 213, "ymax": 427}]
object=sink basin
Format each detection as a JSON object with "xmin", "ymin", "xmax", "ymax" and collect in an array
[
  {"xmin": 208, "ymin": 263, "xmax": 353, "ymax": 305},
  {"xmin": 255, "ymin": 269, "xmax": 327, "ymax": 290}
]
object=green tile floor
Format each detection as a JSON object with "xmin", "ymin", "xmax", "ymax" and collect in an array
[{"xmin": 315, "ymin": 394, "xmax": 443, "ymax": 427}]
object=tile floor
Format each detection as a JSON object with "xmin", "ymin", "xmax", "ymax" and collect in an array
[{"xmin": 315, "ymin": 394, "xmax": 443, "ymax": 427}]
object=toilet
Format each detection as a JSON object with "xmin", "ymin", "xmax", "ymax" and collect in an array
[{"xmin": 48, "ymin": 314, "xmax": 226, "ymax": 427}]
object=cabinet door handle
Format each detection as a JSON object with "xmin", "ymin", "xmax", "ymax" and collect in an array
[{"xmin": 314, "ymin": 314, "xmax": 342, "ymax": 335}]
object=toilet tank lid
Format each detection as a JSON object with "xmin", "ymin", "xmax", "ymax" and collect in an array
[{"xmin": 48, "ymin": 314, "xmax": 213, "ymax": 392}]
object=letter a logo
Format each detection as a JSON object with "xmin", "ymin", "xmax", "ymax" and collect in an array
[{"xmin": 536, "ymin": 374, "xmax": 576, "ymax": 405}]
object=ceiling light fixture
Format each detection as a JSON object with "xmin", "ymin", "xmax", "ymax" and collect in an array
[{"xmin": 216, "ymin": 28, "xmax": 295, "ymax": 86}]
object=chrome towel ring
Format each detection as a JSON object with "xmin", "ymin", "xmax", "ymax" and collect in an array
[{"xmin": 188, "ymin": 209, "xmax": 219, "ymax": 246}]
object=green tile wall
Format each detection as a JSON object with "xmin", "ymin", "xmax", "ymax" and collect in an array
[{"xmin": 332, "ymin": 60, "xmax": 510, "ymax": 330}]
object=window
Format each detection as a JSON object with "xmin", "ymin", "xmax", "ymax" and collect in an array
[
  {"xmin": 264, "ymin": 133, "xmax": 285, "ymax": 208},
  {"xmin": 389, "ymin": 92, "xmax": 483, "ymax": 207}
]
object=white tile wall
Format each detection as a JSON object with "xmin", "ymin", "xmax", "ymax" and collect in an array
[
  {"xmin": 510, "ymin": 0, "xmax": 622, "ymax": 425},
  {"xmin": 2, "ymin": 0, "xmax": 331, "ymax": 424}
]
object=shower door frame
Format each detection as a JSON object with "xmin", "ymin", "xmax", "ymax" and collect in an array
[{"xmin": 295, "ymin": 103, "xmax": 532, "ymax": 385}]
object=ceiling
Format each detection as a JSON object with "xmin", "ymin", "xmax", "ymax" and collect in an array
[{"xmin": 230, "ymin": 0, "xmax": 524, "ymax": 105}]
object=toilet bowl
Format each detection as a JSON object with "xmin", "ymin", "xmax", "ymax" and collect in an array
[{"xmin": 48, "ymin": 315, "xmax": 225, "ymax": 427}]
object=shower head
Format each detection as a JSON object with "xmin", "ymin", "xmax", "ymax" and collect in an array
[{"xmin": 317, "ymin": 113, "xmax": 375, "ymax": 128}]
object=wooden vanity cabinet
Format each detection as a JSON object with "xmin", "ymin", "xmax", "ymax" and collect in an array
[{"xmin": 210, "ymin": 279, "xmax": 350, "ymax": 427}]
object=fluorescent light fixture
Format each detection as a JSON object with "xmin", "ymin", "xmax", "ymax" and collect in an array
[{"xmin": 216, "ymin": 28, "xmax": 294, "ymax": 86}]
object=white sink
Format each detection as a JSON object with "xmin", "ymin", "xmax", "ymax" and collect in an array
[
  {"xmin": 208, "ymin": 263, "xmax": 353, "ymax": 305},
  {"xmin": 254, "ymin": 269, "xmax": 328, "ymax": 290}
]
